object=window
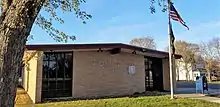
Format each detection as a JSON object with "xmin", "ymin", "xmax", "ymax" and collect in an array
[{"xmin": 194, "ymin": 74, "xmax": 197, "ymax": 77}]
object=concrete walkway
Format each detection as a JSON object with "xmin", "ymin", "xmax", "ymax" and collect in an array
[
  {"xmin": 176, "ymin": 94, "xmax": 220, "ymax": 104},
  {"xmin": 175, "ymin": 88, "xmax": 220, "ymax": 104},
  {"xmin": 15, "ymin": 88, "xmax": 34, "ymax": 107}
]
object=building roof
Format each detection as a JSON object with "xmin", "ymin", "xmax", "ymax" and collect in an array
[{"xmin": 26, "ymin": 43, "xmax": 182, "ymax": 59}]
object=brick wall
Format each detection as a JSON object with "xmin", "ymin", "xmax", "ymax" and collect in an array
[
  {"xmin": 24, "ymin": 52, "xmax": 38, "ymax": 103},
  {"xmin": 35, "ymin": 52, "xmax": 43, "ymax": 103},
  {"xmin": 73, "ymin": 51, "xmax": 145, "ymax": 98},
  {"xmin": 162, "ymin": 58, "xmax": 176, "ymax": 91},
  {"xmin": 23, "ymin": 51, "xmax": 43, "ymax": 103}
]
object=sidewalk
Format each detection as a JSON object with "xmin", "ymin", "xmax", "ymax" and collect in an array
[
  {"xmin": 175, "ymin": 88, "xmax": 220, "ymax": 104},
  {"xmin": 176, "ymin": 94, "xmax": 220, "ymax": 104},
  {"xmin": 15, "ymin": 88, "xmax": 34, "ymax": 107}
]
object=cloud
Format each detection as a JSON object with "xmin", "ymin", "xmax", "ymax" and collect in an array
[
  {"xmin": 107, "ymin": 15, "xmax": 125, "ymax": 24},
  {"xmin": 176, "ymin": 20, "xmax": 220, "ymax": 43},
  {"xmin": 82, "ymin": 0, "xmax": 106, "ymax": 13},
  {"xmin": 105, "ymin": 13, "xmax": 146, "ymax": 25},
  {"xmin": 91, "ymin": 21, "xmax": 161, "ymax": 43},
  {"xmin": 90, "ymin": 20, "xmax": 220, "ymax": 51},
  {"xmin": 86, "ymin": 20, "xmax": 170, "ymax": 51}
]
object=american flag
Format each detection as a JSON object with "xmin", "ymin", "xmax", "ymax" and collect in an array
[{"xmin": 169, "ymin": 3, "xmax": 189, "ymax": 30}]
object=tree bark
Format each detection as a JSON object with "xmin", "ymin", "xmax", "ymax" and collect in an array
[
  {"xmin": 0, "ymin": 0, "xmax": 44, "ymax": 106},
  {"xmin": 184, "ymin": 63, "xmax": 190, "ymax": 81},
  {"xmin": 207, "ymin": 70, "xmax": 212, "ymax": 82}
]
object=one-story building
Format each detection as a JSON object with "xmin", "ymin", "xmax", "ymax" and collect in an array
[
  {"xmin": 192, "ymin": 68, "xmax": 206, "ymax": 81},
  {"xmin": 21, "ymin": 43, "xmax": 181, "ymax": 103}
]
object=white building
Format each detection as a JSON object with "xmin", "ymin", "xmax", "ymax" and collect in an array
[
  {"xmin": 192, "ymin": 68, "xmax": 206, "ymax": 81},
  {"xmin": 176, "ymin": 58, "xmax": 206, "ymax": 81},
  {"xmin": 176, "ymin": 59, "xmax": 193, "ymax": 81}
]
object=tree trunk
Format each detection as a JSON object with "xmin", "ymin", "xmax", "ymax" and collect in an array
[
  {"xmin": 186, "ymin": 72, "xmax": 189, "ymax": 81},
  {"xmin": 184, "ymin": 63, "xmax": 190, "ymax": 81},
  {"xmin": 0, "ymin": 0, "xmax": 43, "ymax": 106},
  {"xmin": 207, "ymin": 70, "xmax": 212, "ymax": 82}
]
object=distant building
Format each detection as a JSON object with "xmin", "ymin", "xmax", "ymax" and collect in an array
[
  {"xmin": 176, "ymin": 58, "xmax": 206, "ymax": 81},
  {"xmin": 192, "ymin": 68, "xmax": 206, "ymax": 81},
  {"xmin": 176, "ymin": 59, "xmax": 193, "ymax": 81}
]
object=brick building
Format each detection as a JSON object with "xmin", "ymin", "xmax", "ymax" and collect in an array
[{"xmin": 21, "ymin": 43, "xmax": 181, "ymax": 103}]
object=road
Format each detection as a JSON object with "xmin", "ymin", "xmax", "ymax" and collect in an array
[{"xmin": 177, "ymin": 81, "xmax": 220, "ymax": 89}]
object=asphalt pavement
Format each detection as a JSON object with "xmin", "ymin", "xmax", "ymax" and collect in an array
[
  {"xmin": 177, "ymin": 81, "xmax": 220, "ymax": 89},
  {"xmin": 174, "ymin": 81, "xmax": 220, "ymax": 103}
]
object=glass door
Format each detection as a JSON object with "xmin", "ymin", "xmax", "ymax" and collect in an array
[
  {"xmin": 144, "ymin": 57, "xmax": 154, "ymax": 90},
  {"xmin": 42, "ymin": 52, "xmax": 73, "ymax": 99},
  {"xmin": 145, "ymin": 57, "xmax": 164, "ymax": 91}
]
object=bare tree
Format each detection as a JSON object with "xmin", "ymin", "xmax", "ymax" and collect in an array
[
  {"xmin": 210, "ymin": 37, "xmax": 220, "ymax": 60},
  {"xmin": 174, "ymin": 40, "xmax": 199, "ymax": 81},
  {"xmin": 200, "ymin": 37, "xmax": 220, "ymax": 82},
  {"xmin": 129, "ymin": 36, "xmax": 156, "ymax": 49}
]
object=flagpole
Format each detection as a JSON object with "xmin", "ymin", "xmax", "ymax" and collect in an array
[{"xmin": 167, "ymin": 0, "xmax": 174, "ymax": 99}]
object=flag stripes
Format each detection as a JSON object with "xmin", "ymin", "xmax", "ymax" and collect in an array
[{"xmin": 169, "ymin": 3, "xmax": 189, "ymax": 30}]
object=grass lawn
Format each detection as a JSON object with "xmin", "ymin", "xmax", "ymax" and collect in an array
[{"xmin": 33, "ymin": 96, "xmax": 220, "ymax": 107}]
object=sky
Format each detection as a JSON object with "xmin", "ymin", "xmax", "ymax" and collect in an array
[{"xmin": 28, "ymin": 0, "xmax": 220, "ymax": 51}]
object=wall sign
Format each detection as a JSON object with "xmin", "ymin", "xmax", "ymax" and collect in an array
[{"xmin": 128, "ymin": 66, "xmax": 136, "ymax": 74}]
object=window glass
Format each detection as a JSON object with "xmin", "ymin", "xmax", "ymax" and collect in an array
[
  {"xmin": 43, "ymin": 61, "xmax": 49, "ymax": 78},
  {"xmin": 48, "ymin": 61, "xmax": 57, "ymax": 78},
  {"xmin": 43, "ymin": 54, "xmax": 49, "ymax": 61}
]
